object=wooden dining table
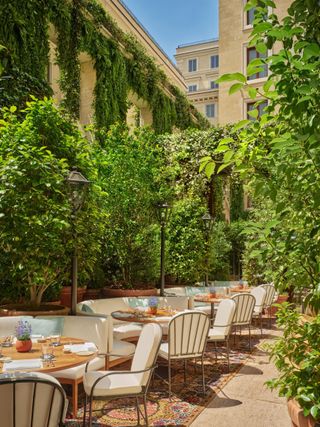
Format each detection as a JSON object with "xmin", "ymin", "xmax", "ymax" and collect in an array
[
  {"xmin": 0, "ymin": 337, "xmax": 96, "ymax": 373},
  {"xmin": 111, "ymin": 308, "xmax": 179, "ymax": 324}
]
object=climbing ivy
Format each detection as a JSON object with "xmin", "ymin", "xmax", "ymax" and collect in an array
[{"xmin": 0, "ymin": 0, "xmax": 209, "ymax": 133}]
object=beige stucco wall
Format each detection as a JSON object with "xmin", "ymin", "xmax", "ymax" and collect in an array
[
  {"xmin": 218, "ymin": 0, "xmax": 292, "ymax": 125},
  {"xmin": 175, "ymin": 40, "xmax": 219, "ymax": 125}
]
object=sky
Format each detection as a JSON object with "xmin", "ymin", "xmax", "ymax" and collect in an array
[{"xmin": 122, "ymin": 0, "xmax": 219, "ymax": 62}]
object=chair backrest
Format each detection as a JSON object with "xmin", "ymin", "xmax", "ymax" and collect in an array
[
  {"xmin": 260, "ymin": 284, "xmax": 276, "ymax": 307},
  {"xmin": 213, "ymin": 299, "xmax": 236, "ymax": 336},
  {"xmin": 131, "ymin": 323, "xmax": 162, "ymax": 387},
  {"xmin": 167, "ymin": 311, "xmax": 210, "ymax": 358},
  {"xmin": 231, "ymin": 293, "xmax": 255, "ymax": 326},
  {"xmin": 0, "ymin": 372, "xmax": 66, "ymax": 427},
  {"xmin": 251, "ymin": 287, "xmax": 267, "ymax": 314}
]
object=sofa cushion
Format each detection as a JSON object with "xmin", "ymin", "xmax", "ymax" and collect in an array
[
  {"xmin": 110, "ymin": 339, "xmax": 136, "ymax": 361},
  {"xmin": 83, "ymin": 370, "xmax": 142, "ymax": 397},
  {"xmin": 113, "ymin": 323, "xmax": 143, "ymax": 340},
  {"xmin": 26, "ymin": 318, "xmax": 64, "ymax": 337},
  {"xmin": 0, "ymin": 316, "xmax": 33, "ymax": 337},
  {"xmin": 49, "ymin": 356, "xmax": 105, "ymax": 380}
]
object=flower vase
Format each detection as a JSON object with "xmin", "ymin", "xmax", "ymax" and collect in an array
[
  {"xmin": 148, "ymin": 306, "xmax": 157, "ymax": 315},
  {"xmin": 16, "ymin": 339, "xmax": 32, "ymax": 352}
]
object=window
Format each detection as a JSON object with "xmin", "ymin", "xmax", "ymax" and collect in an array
[
  {"xmin": 247, "ymin": 47, "xmax": 268, "ymax": 80},
  {"xmin": 188, "ymin": 59, "xmax": 197, "ymax": 72},
  {"xmin": 210, "ymin": 55, "xmax": 219, "ymax": 68},
  {"xmin": 210, "ymin": 81, "xmax": 219, "ymax": 89},
  {"xmin": 247, "ymin": 101, "xmax": 268, "ymax": 120},
  {"xmin": 206, "ymin": 104, "xmax": 215, "ymax": 118},
  {"xmin": 188, "ymin": 85, "xmax": 197, "ymax": 92},
  {"xmin": 246, "ymin": 5, "xmax": 255, "ymax": 26}
]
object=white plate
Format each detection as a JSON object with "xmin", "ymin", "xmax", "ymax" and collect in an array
[{"xmin": 76, "ymin": 351, "xmax": 95, "ymax": 356}]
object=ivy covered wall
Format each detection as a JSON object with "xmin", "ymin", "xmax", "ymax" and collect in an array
[{"xmin": 0, "ymin": 0, "xmax": 209, "ymax": 133}]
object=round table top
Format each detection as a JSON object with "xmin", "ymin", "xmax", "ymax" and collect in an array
[
  {"xmin": 230, "ymin": 287, "xmax": 251, "ymax": 293},
  {"xmin": 193, "ymin": 294, "xmax": 226, "ymax": 304},
  {"xmin": 0, "ymin": 337, "xmax": 97, "ymax": 373},
  {"xmin": 111, "ymin": 309, "xmax": 178, "ymax": 324}
]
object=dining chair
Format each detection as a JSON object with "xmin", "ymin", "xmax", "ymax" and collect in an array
[
  {"xmin": 0, "ymin": 372, "xmax": 67, "ymax": 427},
  {"xmin": 207, "ymin": 299, "xmax": 236, "ymax": 371},
  {"xmin": 251, "ymin": 286, "xmax": 267, "ymax": 336},
  {"xmin": 158, "ymin": 311, "xmax": 210, "ymax": 398},
  {"xmin": 82, "ymin": 322, "xmax": 162, "ymax": 427},
  {"xmin": 260, "ymin": 283, "xmax": 276, "ymax": 328},
  {"xmin": 231, "ymin": 293, "xmax": 256, "ymax": 350}
]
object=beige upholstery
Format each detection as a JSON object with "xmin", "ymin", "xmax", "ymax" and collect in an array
[
  {"xmin": 0, "ymin": 316, "xmax": 33, "ymax": 337},
  {"xmin": 0, "ymin": 372, "xmax": 67, "ymax": 427},
  {"xmin": 83, "ymin": 323, "xmax": 162, "ymax": 426},
  {"xmin": 231, "ymin": 293, "xmax": 256, "ymax": 349},
  {"xmin": 251, "ymin": 286, "xmax": 267, "ymax": 336},
  {"xmin": 260, "ymin": 283, "xmax": 276, "ymax": 328},
  {"xmin": 208, "ymin": 299, "xmax": 236, "ymax": 370},
  {"xmin": 159, "ymin": 311, "xmax": 210, "ymax": 398}
]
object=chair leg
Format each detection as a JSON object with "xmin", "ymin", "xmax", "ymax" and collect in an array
[
  {"xmin": 88, "ymin": 396, "xmax": 93, "ymax": 427},
  {"xmin": 226, "ymin": 338, "xmax": 230, "ymax": 372},
  {"xmin": 136, "ymin": 397, "xmax": 141, "ymax": 426},
  {"xmin": 248, "ymin": 324, "xmax": 251, "ymax": 350},
  {"xmin": 260, "ymin": 313, "xmax": 263, "ymax": 337},
  {"xmin": 168, "ymin": 360, "xmax": 172, "ymax": 400},
  {"xmin": 72, "ymin": 380, "xmax": 78, "ymax": 418},
  {"xmin": 143, "ymin": 394, "xmax": 149, "ymax": 427},
  {"xmin": 201, "ymin": 356, "xmax": 206, "ymax": 396},
  {"xmin": 82, "ymin": 394, "xmax": 87, "ymax": 427}
]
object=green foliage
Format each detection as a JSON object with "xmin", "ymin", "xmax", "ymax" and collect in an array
[
  {"xmin": 0, "ymin": 0, "xmax": 209, "ymax": 132},
  {"xmin": 0, "ymin": 99, "xmax": 105, "ymax": 306},
  {"xmin": 267, "ymin": 305, "xmax": 320, "ymax": 420},
  {"xmin": 201, "ymin": 0, "xmax": 320, "ymax": 309}
]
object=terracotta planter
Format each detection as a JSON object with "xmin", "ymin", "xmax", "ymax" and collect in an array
[
  {"xmin": 0, "ymin": 303, "xmax": 69, "ymax": 317},
  {"xmin": 287, "ymin": 399, "xmax": 316, "ymax": 427},
  {"xmin": 84, "ymin": 288, "xmax": 102, "ymax": 300},
  {"xmin": 59, "ymin": 286, "xmax": 87, "ymax": 308},
  {"xmin": 15, "ymin": 339, "xmax": 32, "ymax": 353},
  {"xmin": 147, "ymin": 307, "xmax": 157, "ymax": 315},
  {"xmin": 269, "ymin": 294, "xmax": 289, "ymax": 315},
  {"xmin": 101, "ymin": 287, "xmax": 158, "ymax": 298}
]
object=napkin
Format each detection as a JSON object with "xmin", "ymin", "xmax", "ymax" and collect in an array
[
  {"xmin": 3, "ymin": 359, "xmax": 43, "ymax": 371},
  {"xmin": 63, "ymin": 342, "xmax": 97, "ymax": 353}
]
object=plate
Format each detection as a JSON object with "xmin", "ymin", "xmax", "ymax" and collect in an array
[
  {"xmin": 76, "ymin": 350, "xmax": 95, "ymax": 356},
  {"xmin": 0, "ymin": 357, "xmax": 11, "ymax": 362}
]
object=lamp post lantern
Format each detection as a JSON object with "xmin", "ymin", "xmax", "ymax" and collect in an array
[
  {"xmin": 157, "ymin": 203, "xmax": 171, "ymax": 297},
  {"xmin": 202, "ymin": 212, "xmax": 213, "ymax": 287},
  {"xmin": 67, "ymin": 168, "xmax": 90, "ymax": 315}
]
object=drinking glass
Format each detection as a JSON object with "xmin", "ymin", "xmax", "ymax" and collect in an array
[
  {"xmin": 41, "ymin": 344, "xmax": 54, "ymax": 361},
  {"xmin": 50, "ymin": 334, "xmax": 61, "ymax": 347}
]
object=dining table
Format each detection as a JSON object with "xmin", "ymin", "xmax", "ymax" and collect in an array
[
  {"xmin": 111, "ymin": 308, "xmax": 179, "ymax": 325},
  {"xmin": 0, "ymin": 337, "xmax": 97, "ymax": 374}
]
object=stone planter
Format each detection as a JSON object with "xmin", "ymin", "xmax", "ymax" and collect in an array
[
  {"xmin": 0, "ymin": 304, "xmax": 70, "ymax": 317},
  {"xmin": 287, "ymin": 399, "xmax": 316, "ymax": 427},
  {"xmin": 59, "ymin": 286, "xmax": 87, "ymax": 308},
  {"xmin": 101, "ymin": 287, "xmax": 158, "ymax": 298}
]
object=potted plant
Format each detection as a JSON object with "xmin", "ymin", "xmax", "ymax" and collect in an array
[
  {"xmin": 15, "ymin": 320, "xmax": 32, "ymax": 352},
  {"xmin": 147, "ymin": 297, "xmax": 158, "ymax": 315},
  {"xmin": 266, "ymin": 304, "xmax": 320, "ymax": 427}
]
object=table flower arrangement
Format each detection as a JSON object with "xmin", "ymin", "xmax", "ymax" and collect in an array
[
  {"xmin": 15, "ymin": 320, "xmax": 32, "ymax": 352},
  {"xmin": 209, "ymin": 287, "xmax": 216, "ymax": 298},
  {"xmin": 148, "ymin": 297, "xmax": 158, "ymax": 315}
]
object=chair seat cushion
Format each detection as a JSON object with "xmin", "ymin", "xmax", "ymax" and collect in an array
[
  {"xmin": 208, "ymin": 328, "xmax": 226, "ymax": 341},
  {"xmin": 194, "ymin": 305, "xmax": 212, "ymax": 315},
  {"xmin": 113, "ymin": 323, "xmax": 143, "ymax": 340},
  {"xmin": 83, "ymin": 370, "xmax": 142, "ymax": 396},
  {"xmin": 49, "ymin": 356, "xmax": 105, "ymax": 380},
  {"xmin": 158, "ymin": 342, "xmax": 202, "ymax": 360},
  {"xmin": 110, "ymin": 340, "xmax": 136, "ymax": 361}
]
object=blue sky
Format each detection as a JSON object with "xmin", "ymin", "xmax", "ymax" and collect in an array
[{"xmin": 122, "ymin": 0, "xmax": 219, "ymax": 62}]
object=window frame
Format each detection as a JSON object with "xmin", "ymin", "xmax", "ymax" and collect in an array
[
  {"xmin": 188, "ymin": 58, "xmax": 198, "ymax": 73},
  {"xmin": 246, "ymin": 100, "xmax": 268, "ymax": 120},
  {"xmin": 210, "ymin": 55, "xmax": 219, "ymax": 69},
  {"xmin": 205, "ymin": 104, "xmax": 215, "ymax": 118},
  {"xmin": 188, "ymin": 84, "xmax": 198, "ymax": 93},
  {"xmin": 246, "ymin": 46, "xmax": 268, "ymax": 80}
]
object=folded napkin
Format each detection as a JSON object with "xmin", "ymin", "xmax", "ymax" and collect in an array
[
  {"xmin": 63, "ymin": 342, "xmax": 97, "ymax": 353},
  {"xmin": 3, "ymin": 359, "xmax": 43, "ymax": 371}
]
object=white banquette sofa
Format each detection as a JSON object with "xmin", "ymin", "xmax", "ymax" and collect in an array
[
  {"xmin": 0, "ymin": 315, "xmax": 135, "ymax": 416},
  {"xmin": 77, "ymin": 296, "xmax": 192, "ymax": 339}
]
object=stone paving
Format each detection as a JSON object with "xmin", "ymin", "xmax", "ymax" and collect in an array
[{"xmin": 191, "ymin": 328, "xmax": 291, "ymax": 427}]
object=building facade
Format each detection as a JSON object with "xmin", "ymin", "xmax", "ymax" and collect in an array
[
  {"xmin": 175, "ymin": 0, "xmax": 292, "ymax": 125},
  {"xmin": 175, "ymin": 39, "xmax": 219, "ymax": 125}
]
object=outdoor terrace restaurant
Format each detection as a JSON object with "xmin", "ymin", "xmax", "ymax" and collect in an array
[{"xmin": 0, "ymin": 282, "xmax": 293, "ymax": 426}]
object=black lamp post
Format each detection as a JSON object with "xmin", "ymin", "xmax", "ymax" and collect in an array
[
  {"xmin": 202, "ymin": 212, "xmax": 214, "ymax": 287},
  {"xmin": 67, "ymin": 168, "xmax": 90, "ymax": 315},
  {"xmin": 157, "ymin": 203, "xmax": 171, "ymax": 297}
]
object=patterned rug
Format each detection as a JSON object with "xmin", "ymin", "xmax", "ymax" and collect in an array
[{"xmin": 64, "ymin": 333, "xmax": 264, "ymax": 427}]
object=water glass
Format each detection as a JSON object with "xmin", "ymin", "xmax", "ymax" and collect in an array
[
  {"xmin": 50, "ymin": 334, "xmax": 61, "ymax": 347},
  {"xmin": 41, "ymin": 344, "xmax": 54, "ymax": 361}
]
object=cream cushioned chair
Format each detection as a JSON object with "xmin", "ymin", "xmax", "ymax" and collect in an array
[
  {"xmin": 83, "ymin": 323, "xmax": 162, "ymax": 427},
  {"xmin": 260, "ymin": 283, "xmax": 276, "ymax": 328},
  {"xmin": 0, "ymin": 372, "xmax": 67, "ymax": 427},
  {"xmin": 158, "ymin": 311, "xmax": 210, "ymax": 398},
  {"xmin": 36, "ymin": 315, "xmax": 135, "ymax": 417},
  {"xmin": 207, "ymin": 299, "xmax": 236, "ymax": 370},
  {"xmin": 231, "ymin": 293, "xmax": 256, "ymax": 349},
  {"xmin": 251, "ymin": 286, "xmax": 267, "ymax": 336}
]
